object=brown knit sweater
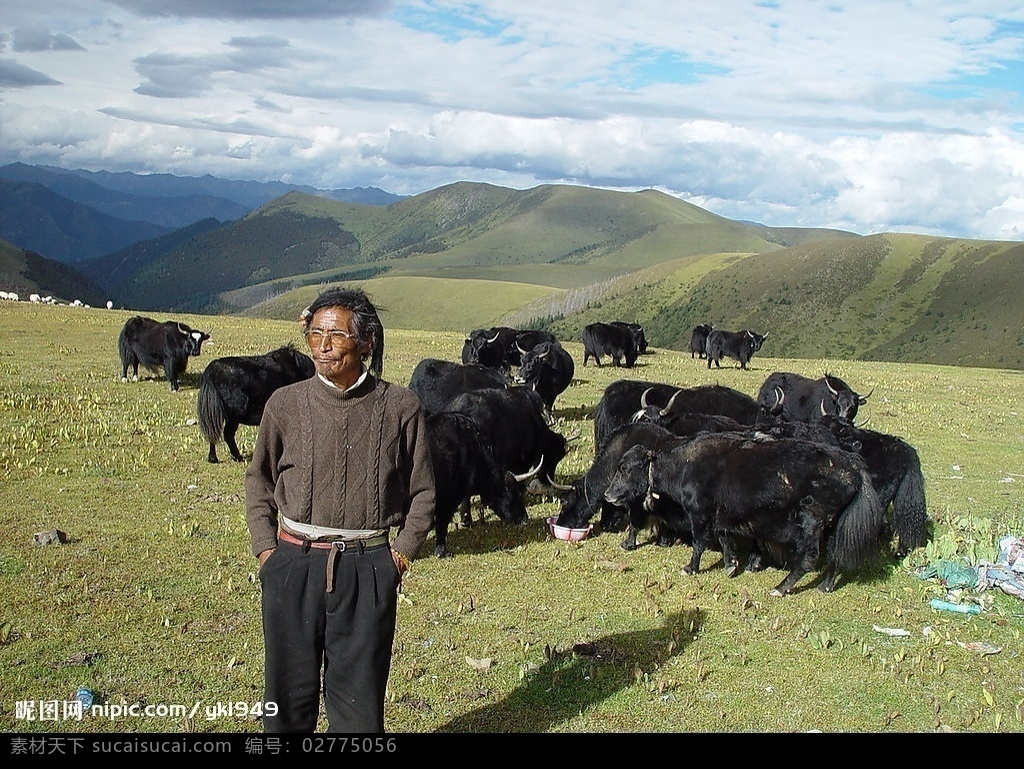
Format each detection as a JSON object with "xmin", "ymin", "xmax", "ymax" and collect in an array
[{"xmin": 245, "ymin": 373, "xmax": 435, "ymax": 563}]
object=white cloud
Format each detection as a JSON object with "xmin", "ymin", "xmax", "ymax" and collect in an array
[{"xmin": 0, "ymin": 0, "xmax": 1021, "ymax": 239}]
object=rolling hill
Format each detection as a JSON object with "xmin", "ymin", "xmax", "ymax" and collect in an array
[
  {"xmin": 0, "ymin": 238, "xmax": 107, "ymax": 306},
  {"xmin": 2, "ymin": 167, "xmax": 1020, "ymax": 370},
  {"xmin": 77, "ymin": 182, "xmax": 857, "ymax": 313}
]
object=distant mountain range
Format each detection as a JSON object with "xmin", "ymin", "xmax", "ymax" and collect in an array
[
  {"xmin": 0, "ymin": 162, "xmax": 404, "ymax": 255},
  {"xmin": 0, "ymin": 163, "xmax": 1021, "ymax": 370}
]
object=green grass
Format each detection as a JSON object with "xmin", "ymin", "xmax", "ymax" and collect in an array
[{"xmin": 1, "ymin": 301, "xmax": 1023, "ymax": 733}]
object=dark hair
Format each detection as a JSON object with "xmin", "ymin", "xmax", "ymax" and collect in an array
[{"xmin": 302, "ymin": 287, "xmax": 385, "ymax": 377}]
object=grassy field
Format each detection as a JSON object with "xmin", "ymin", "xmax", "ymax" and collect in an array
[{"xmin": 1, "ymin": 300, "xmax": 1022, "ymax": 733}]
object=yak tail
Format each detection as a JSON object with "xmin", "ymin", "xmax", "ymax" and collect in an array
[
  {"xmin": 891, "ymin": 456, "xmax": 929, "ymax": 557},
  {"xmin": 828, "ymin": 468, "xmax": 885, "ymax": 575},
  {"xmin": 196, "ymin": 374, "xmax": 225, "ymax": 444},
  {"xmin": 117, "ymin": 325, "xmax": 133, "ymax": 371}
]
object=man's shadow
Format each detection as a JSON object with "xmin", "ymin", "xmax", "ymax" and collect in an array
[{"xmin": 435, "ymin": 609, "xmax": 702, "ymax": 733}]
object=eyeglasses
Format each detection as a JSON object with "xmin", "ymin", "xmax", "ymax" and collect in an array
[{"xmin": 304, "ymin": 328, "xmax": 356, "ymax": 346}]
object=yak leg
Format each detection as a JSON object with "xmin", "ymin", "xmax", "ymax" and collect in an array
[
  {"xmin": 433, "ymin": 502, "xmax": 457, "ymax": 558},
  {"xmin": 816, "ymin": 564, "xmax": 841, "ymax": 593},
  {"xmin": 770, "ymin": 544, "xmax": 818, "ymax": 596},
  {"xmin": 459, "ymin": 496, "xmax": 472, "ymax": 527},
  {"xmin": 718, "ymin": 532, "xmax": 744, "ymax": 577},
  {"xmin": 744, "ymin": 541, "xmax": 771, "ymax": 572},
  {"xmin": 770, "ymin": 566, "xmax": 809, "ymax": 596},
  {"xmin": 224, "ymin": 420, "xmax": 244, "ymax": 462},
  {"xmin": 621, "ymin": 505, "xmax": 650, "ymax": 551},
  {"xmin": 683, "ymin": 513, "xmax": 712, "ymax": 575},
  {"xmin": 655, "ymin": 524, "xmax": 678, "ymax": 547},
  {"xmin": 599, "ymin": 502, "xmax": 628, "ymax": 532},
  {"xmin": 163, "ymin": 356, "xmax": 181, "ymax": 391}
]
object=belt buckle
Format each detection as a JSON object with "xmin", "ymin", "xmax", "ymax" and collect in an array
[{"xmin": 333, "ymin": 540, "xmax": 348, "ymax": 553}]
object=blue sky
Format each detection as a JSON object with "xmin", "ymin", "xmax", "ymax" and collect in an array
[{"xmin": 1, "ymin": 0, "xmax": 1022, "ymax": 240}]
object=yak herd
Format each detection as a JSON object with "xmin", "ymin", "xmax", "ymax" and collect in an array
[{"xmin": 118, "ymin": 315, "xmax": 929, "ymax": 595}]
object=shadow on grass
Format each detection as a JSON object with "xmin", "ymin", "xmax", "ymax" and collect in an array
[
  {"xmin": 552, "ymin": 404, "xmax": 593, "ymax": 422},
  {"xmin": 434, "ymin": 609, "xmax": 702, "ymax": 733},
  {"xmin": 429, "ymin": 515, "xmax": 565, "ymax": 560}
]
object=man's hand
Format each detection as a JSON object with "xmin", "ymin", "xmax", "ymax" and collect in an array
[{"xmin": 391, "ymin": 549, "xmax": 410, "ymax": 579}]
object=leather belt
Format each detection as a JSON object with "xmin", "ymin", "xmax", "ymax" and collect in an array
[
  {"xmin": 278, "ymin": 528, "xmax": 388, "ymax": 552},
  {"xmin": 277, "ymin": 529, "xmax": 390, "ymax": 594}
]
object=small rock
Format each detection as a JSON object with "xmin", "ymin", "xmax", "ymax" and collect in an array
[{"xmin": 33, "ymin": 529, "xmax": 67, "ymax": 546}]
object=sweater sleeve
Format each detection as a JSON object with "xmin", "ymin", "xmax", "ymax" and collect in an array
[
  {"xmin": 390, "ymin": 394, "xmax": 436, "ymax": 563},
  {"xmin": 245, "ymin": 400, "xmax": 283, "ymax": 557}
]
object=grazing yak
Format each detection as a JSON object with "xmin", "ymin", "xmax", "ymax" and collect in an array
[
  {"xmin": 197, "ymin": 344, "xmax": 315, "ymax": 463},
  {"xmin": 425, "ymin": 411, "xmax": 541, "ymax": 558},
  {"xmin": 758, "ymin": 371, "xmax": 871, "ymax": 422},
  {"xmin": 581, "ymin": 322, "xmax": 641, "ymax": 368},
  {"xmin": 603, "ymin": 432, "xmax": 885, "ymax": 595},
  {"xmin": 408, "ymin": 358, "xmax": 508, "ymax": 416},
  {"xmin": 461, "ymin": 327, "xmax": 519, "ymax": 373},
  {"xmin": 556, "ymin": 421, "xmax": 682, "ymax": 536},
  {"xmin": 441, "ymin": 385, "xmax": 575, "ymax": 528},
  {"xmin": 610, "ymin": 321, "xmax": 649, "ymax": 354},
  {"xmin": 593, "ymin": 380, "xmax": 761, "ymax": 450},
  {"xmin": 689, "ymin": 323, "xmax": 714, "ymax": 359},
  {"xmin": 705, "ymin": 328, "xmax": 767, "ymax": 370},
  {"xmin": 443, "ymin": 385, "xmax": 570, "ymax": 492},
  {"xmin": 119, "ymin": 315, "xmax": 212, "ymax": 391},
  {"xmin": 821, "ymin": 415, "xmax": 930, "ymax": 558},
  {"xmin": 512, "ymin": 329, "xmax": 560, "ymax": 363},
  {"xmin": 513, "ymin": 340, "xmax": 575, "ymax": 420}
]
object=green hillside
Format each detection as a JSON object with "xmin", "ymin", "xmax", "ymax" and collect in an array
[
  {"xmin": 91, "ymin": 183, "xmax": 830, "ymax": 314},
  {"xmin": 536, "ymin": 234, "xmax": 1024, "ymax": 370},
  {"xmin": 239, "ymin": 275, "xmax": 563, "ymax": 333},
  {"xmin": 0, "ymin": 238, "xmax": 107, "ymax": 306},
  {"xmin": 62, "ymin": 180, "xmax": 1024, "ymax": 370}
]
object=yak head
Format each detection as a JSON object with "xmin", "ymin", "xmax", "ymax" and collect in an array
[
  {"xmin": 178, "ymin": 324, "xmax": 211, "ymax": 356},
  {"xmin": 822, "ymin": 373, "xmax": 871, "ymax": 421},
  {"xmin": 603, "ymin": 444, "xmax": 656, "ymax": 511}
]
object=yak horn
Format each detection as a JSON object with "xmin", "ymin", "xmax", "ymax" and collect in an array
[
  {"xmin": 774, "ymin": 386, "xmax": 785, "ymax": 409},
  {"xmin": 563, "ymin": 427, "xmax": 582, "ymax": 442},
  {"xmin": 640, "ymin": 387, "xmax": 653, "ymax": 408},
  {"xmin": 659, "ymin": 388, "xmax": 682, "ymax": 417},
  {"xmin": 820, "ymin": 399, "xmax": 829, "ymax": 416},
  {"xmin": 511, "ymin": 456, "xmax": 544, "ymax": 483},
  {"xmin": 859, "ymin": 387, "xmax": 874, "ymax": 404},
  {"xmin": 549, "ymin": 479, "xmax": 574, "ymax": 491}
]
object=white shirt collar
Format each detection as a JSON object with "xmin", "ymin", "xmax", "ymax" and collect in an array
[{"xmin": 317, "ymin": 368, "xmax": 368, "ymax": 392}]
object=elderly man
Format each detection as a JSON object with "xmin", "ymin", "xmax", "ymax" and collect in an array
[{"xmin": 246, "ymin": 286, "xmax": 435, "ymax": 733}]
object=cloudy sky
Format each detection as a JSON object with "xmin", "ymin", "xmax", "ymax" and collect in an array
[{"xmin": 2, "ymin": 1, "xmax": 1022, "ymax": 240}]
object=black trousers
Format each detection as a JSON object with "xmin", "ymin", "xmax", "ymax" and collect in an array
[{"xmin": 259, "ymin": 539, "xmax": 399, "ymax": 732}]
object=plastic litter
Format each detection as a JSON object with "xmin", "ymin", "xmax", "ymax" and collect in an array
[
  {"xmin": 916, "ymin": 535, "xmax": 1024, "ymax": 600},
  {"xmin": 957, "ymin": 641, "xmax": 1002, "ymax": 655},
  {"xmin": 872, "ymin": 625, "xmax": 912, "ymax": 637},
  {"xmin": 930, "ymin": 598, "xmax": 981, "ymax": 615},
  {"xmin": 73, "ymin": 687, "xmax": 94, "ymax": 708},
  {"xmin": 915, "ymin": 560, "xmax": 978, "ymax": 588}
]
